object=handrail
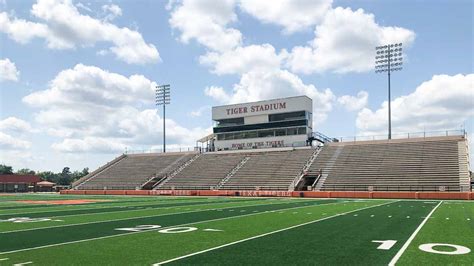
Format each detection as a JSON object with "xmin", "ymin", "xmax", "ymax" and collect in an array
[
  {"xmin": 288, "ymin": 147, "xmax": 322, "ymax": 191},
  {"xmin": 154, "ymin": 153, "xmax": 201, "ymax": 189},
  {"xmin": 216, "ymin": 156, "xmax": 251, "ymax": 189},
  {"xmin": 312, "ymin": 132, "xmax": 335, "ymax": 143},
  {"xmin": 125, "ymin": 147, "xmax": 197, "ymax": 154},
  {"xmin": 335, "ymin": 129, "xmax": 466, "ymax": 143},
  {"xmin": 310, "ymin": 174, "xmax": 322, "ymax": 190},
  {"xmin": 72, "ymin": 154, "xmax": 127, "ymax": 189}
]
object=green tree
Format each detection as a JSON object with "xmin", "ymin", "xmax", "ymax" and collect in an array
[
  {"xmin": 81, "ymin": 167, "xmax": 89, "ymax": 176},
  {"xmin": 58, "ymin": 167, "xmax": 72, "ymax": 185},
  {"xmin": 38, "ymin": 171, "xmax": 58, "ymax": 183},
  {"xmin": 0, "ymin": 164, "xmax": 13, "ymax": 174},
  {"xmin": 69, "ymin": 168, "xmax": 90, "ymax": 183},
  {"xmin": 16, "ymin": 168, "xmax": 36, "ymax": 175}
]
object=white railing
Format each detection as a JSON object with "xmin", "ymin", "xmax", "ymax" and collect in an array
[
  {"xmin": 73, "ymin": 154, "xmax": 126, "ymax": 189},
  {"xmin": 335, "ymin": 129, "xmax": 466, "ymax": 143},
  {"xmin": 125, "ymin": 146, "xmax": 197, "ymax": 154},
  {"xmin": 216, "ymin": 156, "xmax": 251, "ymax": 189},
  {"xmin": 154, "ymin": 154, "xmax": 201, "ymax": 189},
  {"xmin": 288, "ymin": 146, "xmax": 322, "ymax": 191}
]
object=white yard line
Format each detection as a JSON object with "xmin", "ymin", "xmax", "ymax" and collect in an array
[
  {"xmin": 0, "ymin": 198, "xmax": 221, "ymax": 217},
  {"xmin": 3, "ymin": 198, "xmax": 265, "ymax": 220},
  {"xmin": 0, "ymin": 199, "xmax": 367, "ymax": 255},
  {"xmin": 153, "ymin": 200, "xmax": 397, "ymax": 265},
  {"xmin": 0, "ymin": 200, "xmax": 303, "ymax": 234},
  {"xmin": 388, "ymin": 200, "xmax": 443, "ymax": 266},
  {"xmin": 13, "ymin": 262, "xmax": 32, "ymax": 266}
]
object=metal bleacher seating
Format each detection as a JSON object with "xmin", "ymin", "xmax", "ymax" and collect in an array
[
  {"xmin": 157, "ymin": 153, "xmax": 247, "ymax": 190},
  {"xmin": 74, "ymin": 135, "xmax": 469, "ymax": 192},
  {"xmin": 308, "ymin": 136, "xmax": 470, "ymax": 191},
  {"xmin": 75, "ymin": 152, "xmax": 196, "ymax": 190},
  {"xmin": 220, "ymin": 149, "xmax": 315, "ymax": 191}
]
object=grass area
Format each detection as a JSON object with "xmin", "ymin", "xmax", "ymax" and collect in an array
[
  {"xmin": 396, "ymin": 201, "xmax": 474, "ymax": 265},
  {"xmin": 0, "ymin": 194, "xmax": 472, "ymax": 265}
]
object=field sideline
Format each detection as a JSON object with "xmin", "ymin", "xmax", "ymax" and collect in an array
[{"xmin": 0, "ymin": 194, "xmax": 472, "ymax": 265}]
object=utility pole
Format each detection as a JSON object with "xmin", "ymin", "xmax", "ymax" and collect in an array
[
  {"xmin": 156, "ymin": 84, "xmax": 170, "ymax": 152},
  {"xmin": 375, "ymin": 43, "xmax": 403, "ymax": 139}
]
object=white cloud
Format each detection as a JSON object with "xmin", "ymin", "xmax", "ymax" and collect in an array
[
  {"xmin": 52, "ymin": 137, "xmax": 126, "ymax": 153},
  {"xmin": 286, "ymin": 7, "xmax": 415, "ymax": 74},
  {"xmin": 0, "ymin": 0, "xmax": 159, "ymax": 64},
  {"xmin": 0, "ymin": 132, "xmax": 31, "ymax": 150},
  {"xmin": 0, "ymin": 117, "xmax": 32, "ymax": 132},
  {"xmin": 23, "ymin": 64, "xmax": 209, "ymax": 153},
  {"xmin": 0, "ymin": 150, "xmax": 36, "ymax": 170},
  {"xmin": 0, "ymin": 12, "xmax": 49, "ymax": 44},
  {"xmin": 0, "ymin": 58, "xmax": 20, "ymax": 81},
  {"xmin": 337, "ymin": 91, "xmax": 368, "ymax": 111},
  {"xmin": 76, "ymin": 2, "xmax": 92, "ymax": 13},
  {"xmin": 206, "ymin": 69, "xmax": 335, "ymax": 124},
  {"xmin": 204, "ymin": 86, "xmax": 231, "ymax": 103},
  {"xmin": 102, "ymin": 4, "xmax": 122, "ymax": 21},
  {"xmin": 356, "ymin": 74, "xmax": 474, "ymax": 135},
  {"xmin": 0, "ymin": 117, "xmax": 32, "ymax": 151},
  {"xmin": 239, "ymin": 0, "xmax": 332, "ymax": 33},
  {"xmin": 199, "ymin": 44, "xmax": 286, "ymax": 75},
  {"xmin": 189, "ymin": 105, "xmax": 211, "ymax": 117},
  {"xmin": 24, "ymin": 64, "xmax": 156, "ymax": 109},
  {"xmin": 118, "ymin": 109, "xmax": 210, "ymax": 145},
  {"xmin": 168, "ymin": 0, "xmax": 241, "ymax": 52}
]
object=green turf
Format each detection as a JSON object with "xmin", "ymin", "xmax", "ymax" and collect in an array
[
  {"xmin": 0, "ymin": 198, "xmax": 339, "ymax": 252},
  {"xmin": 0, "ymin": 198, "xmax": 377, "ymax": 265},
  {"xmin": 0, "ymin": 198, "xmax": 286, "ymax": 232},
  {"xmin": 396, "ymin": 201, "xmax": 474, "ymax": 265},
  {"xmin": 0, "ymin": 198, "xmax": 258, "ymax": 219},
  {"xmin": 0, "ymin": 194, "xmax": 472, "ymax": 266},
  {"xmin": 166, "ymin": 201, "xmax": 436, "ymax": 265},
  {"xmin": 0, "ymin": 196, "xmax": 214, "ymax": 215}
]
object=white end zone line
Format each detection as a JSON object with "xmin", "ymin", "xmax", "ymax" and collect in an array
[
  {"xmin": 153, "ymin": 200, "xmax": 398, "ymax": 265},
  {"xmin": 0, "ymin": 199, "xmax": 366, "ymax": 255},
  {"xmin": 388, "ymin": 200, "xmax": 443, "ymax": 266}
]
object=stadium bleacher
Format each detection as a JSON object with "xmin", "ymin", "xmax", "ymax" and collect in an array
[
  {"xmin": 307, "ymin": 136, "xmax": 470, "ymax": 191},
  {"xmin": 220, "ymin": 149, "xmax": 315, "ymax": 191},
  {"xmin": 72, "ymin": 135, "xmax": 470, "ymax": 192},
  {"xmin": 75, "ymin": 152, "xmax": 196, "ymax": 190},
  {"xmin": 156, "ymin": 153, "xmax": 248, "ymax": 190}
]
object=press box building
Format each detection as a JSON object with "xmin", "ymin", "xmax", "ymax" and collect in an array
[{"xmin": 212, "ymin": 96, "xmax": 313, "ymax": 151}]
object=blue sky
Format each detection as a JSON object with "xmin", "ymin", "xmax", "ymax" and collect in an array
[{"xmin": 0, "ymin": 0, "xmax": 472, "ymax": 172}]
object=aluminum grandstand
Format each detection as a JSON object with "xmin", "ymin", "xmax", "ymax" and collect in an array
[{"xmin": 71, "ymin": 95, "xmax": 471, "ymax": 193}]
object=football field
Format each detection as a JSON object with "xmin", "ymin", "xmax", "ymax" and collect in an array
[{"xmin": 0, "ymin": 194, "xmax": 472, "ymax": 265}]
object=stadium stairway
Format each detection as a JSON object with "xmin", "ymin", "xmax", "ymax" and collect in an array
[
  {"xmin": 153, "ymin": 153, "xmax": 202, "ymax": 189},
  {"xmin": 290, "ymin": 147, "xmax": 323, "ymax": 191},
  {"xmin": 308, "ymin": 135, "xmax": 470, "ymax": 192},
  {"xmin": 73, "ymin": 152, "xmax": 197, "ymax": 190},
  {"xmin": 74, "ymin": 135, "xmax": 469, "ymax": 192},
  {"xmin": 219, "ymin": 148, "xmax": 316, "ymax": 191},
  {"xmin": 216, "ymin": 156, "xmax": 252, "ymax": 189},
  {"xmin": 156, "ymin": 153, "xmax": 249, "ymax": 190}
]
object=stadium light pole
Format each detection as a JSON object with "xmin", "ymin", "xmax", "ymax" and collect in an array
[
  {"xmin": 375, "ymin": 43, "xmax": 403, "ymax": 140},
  {"xmin": 156, "ymin": 84, "xmax": 171, "ymax": 153}
]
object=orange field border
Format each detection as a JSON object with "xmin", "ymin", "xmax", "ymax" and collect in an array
[{"xmin": 60, "ymin": 189, "xmax": 474, "ymax": 200}]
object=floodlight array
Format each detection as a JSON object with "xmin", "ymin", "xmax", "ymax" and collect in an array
[
  {"xmin": 375, "ymin": 43, "xmax": 403, "ymax": 73},
  {"xmin": 156, "ymin": 84, "xmax": 171, "ymax": 106}
]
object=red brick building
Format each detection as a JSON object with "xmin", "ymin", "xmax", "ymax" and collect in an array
[{"xmin": 0, "ymin": 175, "xmax": 42, "ymax": 192}]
